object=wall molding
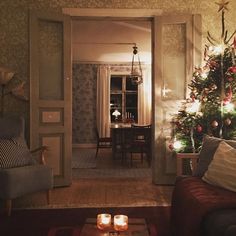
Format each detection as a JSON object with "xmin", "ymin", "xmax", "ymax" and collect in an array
[{"xmin": 63, "ymin": 8, "xmax": 162, "ymax": 17}]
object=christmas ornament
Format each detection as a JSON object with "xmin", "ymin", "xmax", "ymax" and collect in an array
[
  {"xmin": 228, "ymin": 66, "xmax": 236, "ymax": 74},
  {"xmin": 196, "ymin": 124, "xmax": 203, "ymax": 133},
  {"xmin": 211, "ymin": 120, "xmax": 219, "ymax": 128},
  {"xmin": 223, "ymin": 86, "xmax": 233, "ymax": 105},
  {"xmin": 215, "ymin": 0, "xmax": 229, "ymax": 12},
  {"xmin": 168, "ymin": 143, "xmax": 174, "ymax": 151},
  {"xmin": 224, "ymin": 118, "xmax": 232, "ymax": 126},
  {"xmin": 227, "ymin": 77, "xmax": 234, "ymax": 82}
]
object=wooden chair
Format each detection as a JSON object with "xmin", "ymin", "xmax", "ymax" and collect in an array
[
  {"xmin": 95, "ymin": 128, "xmax": 112, "ymax": 158},
  {"xmin": 126, "ymin": 124, "xmax": 152, "ymax": 166}
]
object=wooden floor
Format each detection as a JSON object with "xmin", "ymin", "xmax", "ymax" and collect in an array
[
  {"xmin": 70, "ymin": 148, "xmax": 173, "ymax": 207},
  {"xmin": 9, "ymin": 148, "xmax": 174, "ymax": 209}
]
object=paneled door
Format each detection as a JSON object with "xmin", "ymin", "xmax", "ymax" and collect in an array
[
  {"xmin": 30, "ymin": 11, "xmax": 72, "ymax": 187},
  {"xmin": 152, "ymin": 15, "xmax": 202, "ymax": 184}
]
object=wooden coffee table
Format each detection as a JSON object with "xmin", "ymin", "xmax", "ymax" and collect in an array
[{"xmin": 80, "ymin": 218, "xmax": 150, "ymax": 236}]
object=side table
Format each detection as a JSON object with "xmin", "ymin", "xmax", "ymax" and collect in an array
[{"xmin": 80, "ymin": 218, "xmax": 150, "ymax": 236}]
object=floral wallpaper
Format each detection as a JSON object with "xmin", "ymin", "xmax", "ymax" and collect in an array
[
  {"xmin": 0, "ymin": 0, "xmax": 236, "ymax": 142},
  {"xmin": 72, "ymin": 63, "xmax": 132, "ymax": 144},
  {"xmin": 72, "ymin": 63, "xmax": 97, "ymax": 144}
]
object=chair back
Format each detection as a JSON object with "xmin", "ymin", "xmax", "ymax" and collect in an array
[
  {"xmin": 131, "ymin": 124, "xmax": 151, "ymax": 145},
  {"xmin": 0, "ymin": 116, "xmax": 24, "ymax": 139}
]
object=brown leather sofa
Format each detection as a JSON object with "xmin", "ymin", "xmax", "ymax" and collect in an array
[{"xmin": 171, "ymin": 135, "xmax": 236, "ymax": 236}]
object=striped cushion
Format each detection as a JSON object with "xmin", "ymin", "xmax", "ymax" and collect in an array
[
  {"xmin": 0, "ymin": 137, "xmax": 32, "ymax": 169},
  {"xmin": 202, "ymin": 141, "xmax": 236, "ymax": 192}
]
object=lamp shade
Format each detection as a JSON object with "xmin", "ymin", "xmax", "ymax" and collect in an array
[{"xmin": 112, "ymin": 109, "xmax": 121, "ymax": 117}]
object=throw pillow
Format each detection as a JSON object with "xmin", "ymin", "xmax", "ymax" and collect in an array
[
  {"xmin": 193, "ymin": 135, "xmax": 236, "ymax": 177},
  {"xmin": 202, "ymin": 141, "xmax": 236, "ymax": 192},
  {"xmin": 0, "ymin": 137, "xmax": 32, "ymax": 169}
]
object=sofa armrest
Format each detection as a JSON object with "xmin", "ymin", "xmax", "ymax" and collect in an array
[
  {"xmin": 30, "ymin": 146, "xmax": 49, "ymax": 165},
  {"xmin": 176, "ymin": 153, "xmax": 199, "ymax": 176}
]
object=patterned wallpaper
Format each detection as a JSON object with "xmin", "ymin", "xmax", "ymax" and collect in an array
[
  {"xmin": 0, "ymin": 0, "xmax": 236, "ymax": 142},
  {"xmin": 72, "ymin": 64, "xmax": 97, "ymax": 144}
]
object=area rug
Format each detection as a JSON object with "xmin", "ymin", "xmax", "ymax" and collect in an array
[
  {"xmin": 0, "ymin": 206, "xmax": 171, "ymax": 236},
  {"xmin": 11, "ymin": 178, "xmax": 172, "ymax": 209},
  {"xmin": 72, "ymin": 149, "xmax": 96, "ymax": 168},
  {"xmin": 72, "ymin": 167, "xmax": 152, "ymax": 179}
]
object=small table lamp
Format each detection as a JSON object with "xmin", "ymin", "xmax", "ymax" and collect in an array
[{"xmin": 112, "ymin": 109, "xmax": 121, "ymax": 122}]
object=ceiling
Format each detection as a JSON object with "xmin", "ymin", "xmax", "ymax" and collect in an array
[{"xmin": 72, "ymin": 20, "xmax": 152, "ymax": 63}]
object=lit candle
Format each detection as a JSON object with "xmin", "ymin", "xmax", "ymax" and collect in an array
[
  {"xmin": 97, "ymin": 214, "xmax": 111, "ymax": 230},
  {"xmin": 114, "ymin": 215, "xmax": 128, "ymax": 231}
]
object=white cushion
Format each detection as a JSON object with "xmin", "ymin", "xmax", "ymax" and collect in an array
[{"xmin": 202, "ymin": 141, "xmax": 236, "ymax": 192}]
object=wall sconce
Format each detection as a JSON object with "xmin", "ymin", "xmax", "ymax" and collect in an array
[{"xmin": 130, "ymin": 45, "xmax": 143, "ymax": 85}]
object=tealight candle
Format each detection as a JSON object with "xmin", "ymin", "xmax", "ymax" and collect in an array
[
  {"xmin": 114, "ymin": 215, "xmax": 128, "ymax": 231},
  {"xmin": 97, "ymin": 214, "xmax": 111, "ymax": 230}
]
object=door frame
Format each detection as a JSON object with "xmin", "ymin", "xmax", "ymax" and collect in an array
[{"xmin": 63, "ymin": 8, "xmax": 202, "ymax": 184}]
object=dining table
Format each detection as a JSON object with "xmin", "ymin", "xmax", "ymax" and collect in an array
[{"xmin": 110, "ymin": 123, "xmax": 133, "ymax": 160}]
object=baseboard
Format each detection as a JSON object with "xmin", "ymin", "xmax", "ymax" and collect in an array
[{"xmin": 72, "ymin": 143, "xmax": 96, "ymax": 148}]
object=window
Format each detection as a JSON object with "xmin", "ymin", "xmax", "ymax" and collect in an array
[{"xmin": 110, "ymin": 75, "xmax": 138, "ymax": 123}]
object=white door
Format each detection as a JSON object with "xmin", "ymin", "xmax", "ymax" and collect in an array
[
  {"xmin": 30, "ymin": 11, "xmax": 72, "ymax": 187},
  {"xmin": 152, "ymin": 15, "xmax": 202, "ymax": 184}
]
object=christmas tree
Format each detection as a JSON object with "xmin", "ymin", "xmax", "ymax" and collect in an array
[{"xmin": 170, "ymin": 0, "xmax": 236, "ymax": 153}]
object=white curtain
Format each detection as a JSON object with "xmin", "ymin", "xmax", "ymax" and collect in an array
[
  {"xmin": 96, "ymin": 64, "xmax": 151, "ymax": 137},
  {"xmin": 96, "ymin": 65, "xmax": 111, "ymax": 137},
  {"xmin": 138, "ymin": 64, "xmax": 152, "ymax": 125}
]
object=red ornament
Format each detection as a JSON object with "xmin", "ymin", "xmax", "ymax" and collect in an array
[
  {"xmin": 196, "ymin": 124, "xmax": 203, "ymax": 133},
  {"xmin": 168, "ymin": 143, "xmax": 174, "ymax": 151},
  {"xmin": 228, "ymin": 66, "xmax": 236, "ymax": 74},
  {"xmin": 228, "ymin": 77, "xmax": 234, "ymax": 82},
  {"xmin": 211, "ymin": 120, "xmax": 219, "ymax": 128},
  {"xmin": 223, "ymin": 86, "xmax": 233, "ymax": 105}
]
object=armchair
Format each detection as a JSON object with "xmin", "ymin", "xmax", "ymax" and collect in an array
[{"xmin": 0, "ymin": 116, "xmax": 53, "ymax": 216}]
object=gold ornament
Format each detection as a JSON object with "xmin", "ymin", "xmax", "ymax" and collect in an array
[
  {"xmin": 224, "ymin": 118, "xmax": 232, "ymax": 126},
  {"xmin": 211, "ymin": 120, "xmax": 219, "ymax": 128}
]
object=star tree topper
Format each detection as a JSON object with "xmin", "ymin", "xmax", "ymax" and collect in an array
[{"xmin": 215, "ymin": 0, "xmax": 229, "ymax": 12}]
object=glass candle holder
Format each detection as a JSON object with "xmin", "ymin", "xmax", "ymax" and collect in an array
[
  {"xmin": 114, "ymin": 215, "xmax": 128, "ymax": 231},
  {"xmin": 97, "ymin": 213, "xmax": 111, "ymax": 230}
]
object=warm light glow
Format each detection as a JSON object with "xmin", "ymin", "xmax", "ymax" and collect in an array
[
  {"xmin": 173, "ymin": 140, "xmax": 183, "ymax": 150},
  {"xmin": 209, "ymin": 44, "xmax": 225, "ymax": 55},
  {"xmin": 112, "ymin": 109, "xmax": 121, "ymax": 117},
  {"xmin": 186, "ymin": 100, "xmax": 201, "ymax": 113},
  {"xmin": 224, "ymin": 102, "xmax": 235, "ymax": 112},
  {"xmin": 97, "ymin": 214, "xmax": 111, "ymax": 230},
  {"xmin": 201, "ymin": 71, "xmax": 208, "ymax": 79},
  {"xmin": 114, "ymin": 215, "xmax": 128, "ymax": 231}
]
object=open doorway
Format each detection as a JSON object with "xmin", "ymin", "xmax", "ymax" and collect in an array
[{"xmin": 71, "ymin": 19, "xmax": 152, "ymax": 178}]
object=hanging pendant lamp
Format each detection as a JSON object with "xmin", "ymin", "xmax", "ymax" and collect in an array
[{"xmin": 130, "ymin": 45, "xmax": 143, "ymax": 85}]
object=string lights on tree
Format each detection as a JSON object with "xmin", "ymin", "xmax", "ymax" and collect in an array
[{"xmin": 170, "ymin": 0, "xmax": 236, "ymax": 153}]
